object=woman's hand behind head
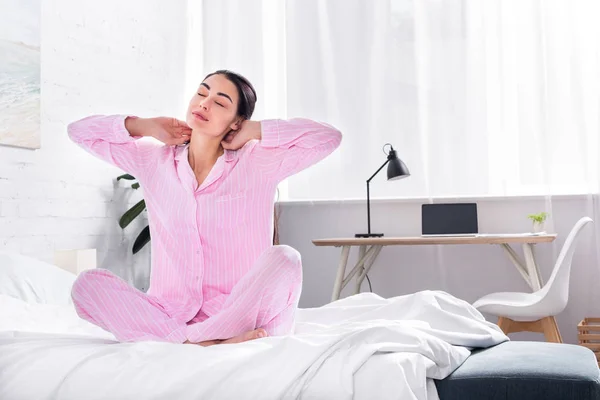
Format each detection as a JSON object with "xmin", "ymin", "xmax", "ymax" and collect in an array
[
  {"xmin": 221, "ymin": 120, "xmax": 261, "ymax": 150},
  {"xmin": 126, "ymin": 117, "xmax": 192, "ymax": 145}
]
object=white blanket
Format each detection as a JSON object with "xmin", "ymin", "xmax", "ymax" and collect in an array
[{"xmin": 0, "ymin": 290, "xmax": 507, "ymax": 400}]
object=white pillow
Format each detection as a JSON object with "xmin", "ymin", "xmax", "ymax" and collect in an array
[{"xmin": 0, "ymin": 251, "xmax": 76, "ymax": 306}]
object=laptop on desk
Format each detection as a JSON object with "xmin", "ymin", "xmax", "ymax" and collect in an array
[{"xmin": 421, "ymin": 203, "xmax": 479, "ymax": 237}]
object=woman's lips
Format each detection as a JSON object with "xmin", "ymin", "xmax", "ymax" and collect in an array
[{"xmin": 193, "ymin": 112, "xmax": 208, "ymax": 121}]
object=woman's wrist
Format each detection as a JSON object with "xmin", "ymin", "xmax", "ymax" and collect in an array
[
  {"xmin": 124, "ymin": 116, "xmax": 149, "ymax": 138},
  {"xmin": 251, "ymin": 120, "xmax": 262, "ymax": 140}
]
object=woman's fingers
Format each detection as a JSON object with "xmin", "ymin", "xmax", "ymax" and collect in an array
[
  {"xmin": 174, "ymin": 130, "xmax": 191, "ymax": 139},
  {"xmin": 168, "ymin": 118, "xmax": 192, "ymax": 136},
  {"xmin": 166, "ymin": 130, "xmax": 190, "ymax": 145},
  {"xmin": 222, "ymin": 134, "xmax": 243, "ymax": 150},
  {"xmin": 180, "ymin": 135, "xmax": 191, "ymax": 144},
  {"xmin": 223, "ymin": 130, "xmax": 237, "ymax": 143},
  {"xmin": 221, "ymin": 132, "xmax": 233, "ymax": 148}
]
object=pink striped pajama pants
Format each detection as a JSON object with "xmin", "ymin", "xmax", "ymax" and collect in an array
[{"xmin": 71, "ymin": 245, "xmax": 303, "ymax": 343}]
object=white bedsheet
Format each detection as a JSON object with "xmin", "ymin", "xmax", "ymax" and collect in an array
[{"xmin": 0, "ymin": 290, "xmax": 507, "ymax": 400}]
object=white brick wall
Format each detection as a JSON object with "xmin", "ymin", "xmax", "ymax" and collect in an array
[{"xmin": 0, "ymin": 0, "xmax": 191, "ymax": 291}]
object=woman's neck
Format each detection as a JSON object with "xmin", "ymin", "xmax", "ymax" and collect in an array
[{"xmin": 187, "ymin": 130, "xmax": 224, "ymax": 174}]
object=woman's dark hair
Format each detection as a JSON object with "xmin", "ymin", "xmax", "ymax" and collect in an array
[{"xmin": 204, "ymin": 70, "xmax": 257, "ymax": 120}]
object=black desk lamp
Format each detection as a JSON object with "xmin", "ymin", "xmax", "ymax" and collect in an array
[{"xmin": 355, "ymin": 144, "xmax": 410, "ymax": 238}]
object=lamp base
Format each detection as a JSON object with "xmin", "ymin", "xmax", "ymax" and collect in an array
[{"xmin": 354, "ymin": 233, "xmax": 384, "ymax": 238}]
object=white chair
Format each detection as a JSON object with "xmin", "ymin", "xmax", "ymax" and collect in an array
[{"xmin": 473, "ymin": 216, "xmax": 593, "ymax": 343}]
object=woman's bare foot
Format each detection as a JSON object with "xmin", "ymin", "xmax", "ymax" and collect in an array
[
  {"xmin": 185, "ymin": 339, "xmax": 222, "ymax": 346},
  {"xmin": 221, "ymin": 328, "xmax": 268, "ymax": 344},
  {"xmin": 184, "ymin": 328, "xmax": 268, "ymax": 347}
]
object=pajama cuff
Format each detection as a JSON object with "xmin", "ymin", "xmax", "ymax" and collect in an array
[
  {"xmin": 110, "ymin": 115, "xmax": 144, "ymax": 143},
  {"xmin": 259, "ymin": 119, "xmax": 280, "ymax": 148},
  {"xmin": 185, "ymin": 324, "xmax": 202, "ymax": 343},
  {"xmin": 164, "ymin": 326, "xmax": 188, "ymax": 343}
]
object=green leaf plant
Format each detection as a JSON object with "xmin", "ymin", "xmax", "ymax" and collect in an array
[
  {"xmin": 117, "ymin": 174, "xmax": 150, "ymax": 254},
  {"xmin": 527, "ymin": 212, "xmax": 549, "ymax": 223}
]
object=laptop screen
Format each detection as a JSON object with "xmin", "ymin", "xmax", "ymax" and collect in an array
[{"xmin": 421, "ymin": 203, "xmax": 479, "ymax": 235}]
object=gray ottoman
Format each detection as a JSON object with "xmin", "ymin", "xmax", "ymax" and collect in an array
[{"xmin": 436, "ymin": 341, "xmax": 600, "ymax": 400}]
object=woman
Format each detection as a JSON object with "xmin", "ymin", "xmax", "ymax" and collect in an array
[{"xmin": 68, "ymin": 70, "xmax": 342, "ymax": 345}]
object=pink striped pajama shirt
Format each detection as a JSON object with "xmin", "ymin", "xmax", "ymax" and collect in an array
[{"xmin": 67, "ymin": 115, "xmax": 341, "ymax": 343}]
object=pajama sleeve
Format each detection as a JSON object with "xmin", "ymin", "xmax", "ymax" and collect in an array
[
  {"xmin": 67, "ymin": 115, "xmax": 163, "ymax": 181},
  {"xmin": 249, "ymin": 118, "xmax": 342, "ymax": 182}
]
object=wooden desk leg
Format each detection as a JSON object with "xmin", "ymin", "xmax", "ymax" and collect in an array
[
  {"xmin": 332, "ymin": 246, "xmax": 351, "ymax": 302},
  {"xmin": 522, "ymin": 243, "xmax": 543, "ymax": 291},
  {"xmin": 355, "ymin": 245, "xmax": 383, "ymax": 294},
  {"xmin": 500, "ymin": 244, "xmax": 536, "ymax": 291},
  {"xmin": 341, "ymin": 246, "xmax": 379, "ymax": 289},
  {"xmin": 354, "ymin": 245, "xmax": 367, "ymax": 294}
]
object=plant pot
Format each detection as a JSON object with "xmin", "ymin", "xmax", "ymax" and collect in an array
[{"xmin": 532, "ymin": 221, "xmax": 545, "ymax": 233}]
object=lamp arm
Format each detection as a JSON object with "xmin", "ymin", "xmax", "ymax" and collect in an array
[
  {"xmin": 364, "ymin": 158, "xmax": 390, "ymax": 235},
  {"xmin": 367, "ymin": 159, "xmax": 390, "ymax": 183}
]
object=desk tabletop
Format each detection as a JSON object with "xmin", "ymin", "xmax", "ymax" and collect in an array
[{"xmin": 312, "ymin": 233, "xmax": 557, "ymax": 247}]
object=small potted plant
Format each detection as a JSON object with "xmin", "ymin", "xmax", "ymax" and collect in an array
[
  {"xmin": 528, "ymin": 212, "xmax": 549, "ymax": 233},
  {"xmin": 117, "ymin": 174, "xmax": 150, "ymax": 254}
]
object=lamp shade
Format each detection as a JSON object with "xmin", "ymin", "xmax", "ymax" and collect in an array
[{"xmin": 386, "ymin": 147, "xmax": 410, "ymax": 180}]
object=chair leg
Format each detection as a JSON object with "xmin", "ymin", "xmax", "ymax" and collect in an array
[
  {"xmin": 496, "ymin": 316, "xmax": 563, "ymax": 343},
  {"xmin": 497, "ymin": 317, "xmax": 543, "ymax": 335},
  {"xmin": 497, "ymin": 316, "xmax": 513, "ymax": 334},
  {"xmin": 541, "ymin": 316, "xmax": 563, "ymax": 343}
]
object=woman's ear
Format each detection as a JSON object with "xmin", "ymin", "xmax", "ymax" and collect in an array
[{"xmin": 229, "ymin": 117, "xmax": 244, "ymax": 131}]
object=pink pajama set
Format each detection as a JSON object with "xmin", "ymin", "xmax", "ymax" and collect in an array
[{"xmin": 67, "ymin": 115, "xmax": 341, "ymax": 343}]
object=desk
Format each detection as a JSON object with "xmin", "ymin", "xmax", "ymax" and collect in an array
[{"xmin": 312, "ymin": 234, "xmax": 557, "ymax": 301}]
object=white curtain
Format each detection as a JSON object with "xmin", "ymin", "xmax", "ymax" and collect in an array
[
  {"xmin": 187, "ymin": 1, "xmax": 600, "ymax": 343},
  {"xmin": 189, "ymin": 0, "xmax": 600, "ymax": 202}
]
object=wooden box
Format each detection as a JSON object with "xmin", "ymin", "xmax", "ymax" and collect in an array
[{"xmin": 577, "ymin": 318, "xmax": 600, "ymax": 366}]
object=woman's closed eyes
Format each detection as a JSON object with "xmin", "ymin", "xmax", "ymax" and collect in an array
[{"xmin": 197, "ymin": 92, "xmax": 225, "ymax": 107}]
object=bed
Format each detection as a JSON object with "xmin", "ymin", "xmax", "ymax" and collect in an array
[{"xmin": 1, "ymin": 251, "xmax": 599, "ymax": 400}]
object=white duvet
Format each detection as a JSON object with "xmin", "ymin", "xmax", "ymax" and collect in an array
[{"xmin": 0, "ymin": 290, "xmax": 507, "ymax": 400}]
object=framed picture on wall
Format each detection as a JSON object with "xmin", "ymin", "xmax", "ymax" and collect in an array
[{"xmin": 0, "ymin": 0, "xmax": 41, "ymax": 149}]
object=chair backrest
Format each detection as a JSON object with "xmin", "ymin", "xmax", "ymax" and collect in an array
[{"xmin": 537, "ymin": 217, "xmax": 593, "ymax": 315}]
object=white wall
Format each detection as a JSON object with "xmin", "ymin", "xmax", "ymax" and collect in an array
[
  {"xmin": 279, "ymin": 195, "xmax": 600, "ymax": 345},
  {"xmin": 0, "ymin": 0, "xmax": 190, "ymax": 290}
]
